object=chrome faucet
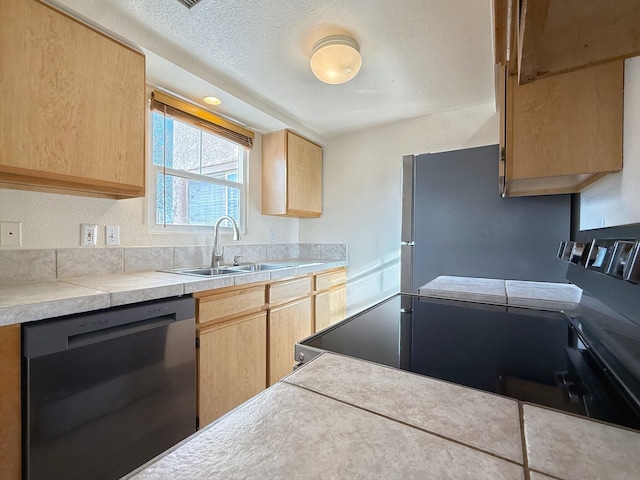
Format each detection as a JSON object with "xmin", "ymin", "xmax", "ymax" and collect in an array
[{"xmin": 211, "ymin": 215, "xmax": 240, "ymax": 267}]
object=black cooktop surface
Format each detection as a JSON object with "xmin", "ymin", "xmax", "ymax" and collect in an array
[{"xmin": 299, "ymin": 294, "xmax": 640, "ymax": 430}]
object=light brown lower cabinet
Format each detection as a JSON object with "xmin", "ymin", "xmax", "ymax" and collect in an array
[
  {"xmin": 315, "ymin": 287, "xmax": 347, "ymax": 332},
  {"xmin": 197, "ymin": 312, "xmax": 267, "ymax": 428},
  {"xmin": 0, "ymin": 324, "xmax": 21, "ymax": 480},
  {"xmin": 195, "ymin": 271, "xmax": 344, "ymax": 425},
  {"xmin": 313, "ymin": 268, "xmax": 347, "ymax": 332},
  {"xmin": 195, "ymin": 283, "xmax": 267, "ymax": 428},
  {"xmin": 268, "ymin": 296, "xmax": 312, "ymax": 386}
]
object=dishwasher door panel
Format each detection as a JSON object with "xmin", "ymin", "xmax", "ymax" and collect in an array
[{"xmin": 24, "ymin": 299, "xmax": 196, "ymax": 480}]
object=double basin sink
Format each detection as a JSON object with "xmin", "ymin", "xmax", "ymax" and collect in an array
[{"xmin": 165, "ymin": 262, "xmax": 318, "ymax": 278}]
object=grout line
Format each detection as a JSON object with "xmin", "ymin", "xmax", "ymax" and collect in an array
[
  {"xmin": 285, "ymin": 381, "xmax": 525, "ymax": 468},
  {"xmin": 519, "ymin": 402, "xmax": 531, "ymax": 480},
  {"xmin": 527, "ymin": 468, "xmax": 564, "ymax": 480}
]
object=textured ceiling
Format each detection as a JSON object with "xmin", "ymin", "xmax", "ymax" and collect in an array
[{"xmin": 47, "ymin": 0, "xmax": 495, "ymax": 142}]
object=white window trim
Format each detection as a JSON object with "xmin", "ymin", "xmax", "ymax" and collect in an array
[{"xmin": 146, "ymin": 111, "xmax": 249, "ymax": 235}]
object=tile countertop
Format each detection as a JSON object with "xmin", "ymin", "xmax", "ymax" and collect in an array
[
  {"xmin": 124, "ymin": 353, "xmax": 640, "ymax": 480},
  {"xmin": 418, "ymin": 275, "xmax": 583, "ymax": 310},
  {"xmin": 0, "ymin": 259, "xmax": 347, "ymax": 326}
]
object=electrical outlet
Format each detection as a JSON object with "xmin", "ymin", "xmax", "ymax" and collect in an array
[
  {"xmin": 270, "ymin": 230, "xmax": 277, "ymax": 242},
  {"xmin": 0, "ymin": 222, "xmax": 22, "ymax": 247},
  {"xmin": 105, "ymin": 226, "xmax": 120, "ymax": 246},
  {"xmin": 80, "ymin": 224, "xmax": 98, "ymax": 246}
]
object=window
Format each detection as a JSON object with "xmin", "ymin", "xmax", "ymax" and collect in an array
[{"xmin": 149, "ymin": 91, "xmax": 254, "ymax": 231}]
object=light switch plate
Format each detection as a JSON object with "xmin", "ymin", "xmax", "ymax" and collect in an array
[
  {"xmin": 80, "ymin": 224, "xmax": 98, "ymax": 246},
  {"xmin": 0, "ymin": 222, "xmax": 22, "ymax": 247},
  {"xmin": 105, "ymin": 226, "xmax": 120, "ymax": 246}
]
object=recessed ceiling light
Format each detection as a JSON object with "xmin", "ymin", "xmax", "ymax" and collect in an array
[{"xmin": 203, "ymin": 96, "xmax": 221, "ymax": 105}]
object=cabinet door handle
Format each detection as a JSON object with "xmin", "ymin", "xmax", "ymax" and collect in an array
[{"xmin": 499, "ymin": 147, "xmax": 506, "ymax": 196}]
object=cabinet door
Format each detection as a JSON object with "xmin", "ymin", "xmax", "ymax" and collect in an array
[
  {"xmin": 0, "ymin": 0, "xmax": 145, "ymax": 198},
  {"xmin": 505, "ymin": 60, "xmax": 623, "ymax": 196},
  {"xmin": 268, "ymin": 297, "xmax": 312, "ymax": 385},
  {"xmin": 0, "ymin": 324, "xmax": 21, "ymax": 480},
  {"xmin": 315, "ymin": 286, "xmax": 347, "ymax": 333},
  {"xmin": 198, "ymin": 313, "xmax": 267, "ymax": 427},
  {"xmin": 286, "ymin": 132, "xmax": 322, "ymax": 217}
]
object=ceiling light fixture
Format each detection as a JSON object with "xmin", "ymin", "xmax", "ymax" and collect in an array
[
  {"xmin": 203, "ymin": 96, "xmax": 221, "ymax": 105},
  {"xmin": 310, "ymin": 35, "xmax": 362, "ymax": 85}
]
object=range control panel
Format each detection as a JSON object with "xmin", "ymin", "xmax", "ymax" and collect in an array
[{"xmin": 558, "ymin": 239, "xmax": 640, "ymax": 284}]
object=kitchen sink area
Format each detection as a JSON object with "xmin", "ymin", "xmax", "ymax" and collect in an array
[{"xmin": 162, "ymin": 262, "xmax": 323, "ymax": 277}]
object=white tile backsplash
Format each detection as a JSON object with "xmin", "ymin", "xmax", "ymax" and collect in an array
[
  {"xmin": 125, "ymin": 247, "xmax": 173, "ymax": 272},
  {"xmin": 320, "ymin": 243, "xmax": 347, "ymax": 260},
  {"xmin": 56, "ymin": 248, "xmax": 124, "ymax": 278},
  {"xmin": 241, "ymin": 244, "xmax": 267, "ymax": 263},
  {"xmin": 299, "ymin": 243, "xmax": 322, "ymax": 259},
  {"xmin": 0, "ymin": 249, "xmax": 56, "ymax": 286},
  {"xmin": 0, "ymin": 243, "xmax": 346, "ymax": 283},
  {"xmin": 173, "ymin": 246, "xmax": 211, "ymax": 268}
]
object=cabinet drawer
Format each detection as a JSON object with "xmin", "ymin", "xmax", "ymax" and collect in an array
[
  {"xmin": 268, "ymin": 276, "xmax": 311, "ymax": 305},
  {"xmin": 198, "ymin": 285, "xmax": 265, "ymax": 326},
  {"xmin": 315, "ymin": 268, "xmax": 346, "ymax": 292}
]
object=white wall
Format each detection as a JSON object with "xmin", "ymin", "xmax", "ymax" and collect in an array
[
  {"xmin": 300, "ymin": 103, "xmax": 499, "ymax": 314},
  {"xmin": 0, "ymin": 134, "xmax": 299, "ymax": 249},
  {"xmin": 580, "ymin": 56, "xmax": 640, "ymax": 229}
]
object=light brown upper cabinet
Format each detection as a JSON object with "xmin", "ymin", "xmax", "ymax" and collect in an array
[
  {"xmin": 493, "ymin": 0, "xmax": 624, "ymax": 197},
  {"xmin": 261, "ymin": 130, "xmax": 322, "ymax": 217},
  {"xmin": 500, "ymin": 60, "xmax": 623, "ymax": 197},
  {"xmin": 517, "ymin": 0, "xmax": 640, "ymax": 85},
  {"xmin": 0, "ymin": 0, "xmax": 145, "ymax": 198},
  {"xmin": 493, "ymin": 0, "xmax": 640, "ymax": 85}
]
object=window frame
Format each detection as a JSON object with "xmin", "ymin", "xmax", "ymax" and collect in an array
[{"xmin": 146, "ymin": 109, "xmax": 249, "ymax": 235}]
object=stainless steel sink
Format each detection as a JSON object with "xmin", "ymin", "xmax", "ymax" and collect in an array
[
  {"xmin": 226, "ymin": 263, "xmax": 294, "ymax": 272},
  {"xmin": 162, "ymin": 261, "xmax": 320, "ymax": 277},
  {"xmin": 166, "ymin": 267, "xmax": 238, "ymax": 277}
]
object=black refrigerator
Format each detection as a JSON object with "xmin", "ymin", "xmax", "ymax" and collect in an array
[{"xmin": 400, "ymin": 144, "xmax": 571, "ymax": 293}]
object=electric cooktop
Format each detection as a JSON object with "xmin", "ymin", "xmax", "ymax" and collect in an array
[{"xmin": 296, "ymin": 293, "xmax": 640, "ymax": 431}]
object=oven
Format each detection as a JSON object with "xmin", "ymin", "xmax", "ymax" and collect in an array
[{"xmin": 296, "ymin": 224, "xmax": 640, "ymax": 431}]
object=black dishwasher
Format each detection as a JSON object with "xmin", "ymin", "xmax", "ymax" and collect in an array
[{"xmin": 23, "ymin": 296, "xmax": 196, "ymax": 480}]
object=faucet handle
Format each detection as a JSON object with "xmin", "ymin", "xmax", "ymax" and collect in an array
[
  {"xmin": 212, "ymin": 246, "xmax": 224, "ymax": 267},
  {"xmin": 233, "ymin": 255, "xmax": 243, "ymax": 266}
]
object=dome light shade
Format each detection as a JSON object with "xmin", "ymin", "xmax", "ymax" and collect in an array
[{"xmin": 310, "ymin": 35, "xmax": 362, "ymax": 84}]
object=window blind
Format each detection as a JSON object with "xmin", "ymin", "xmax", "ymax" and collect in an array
[{"xmin": 150, "ymin": 90, "xmax": 254, "ymax": 149}]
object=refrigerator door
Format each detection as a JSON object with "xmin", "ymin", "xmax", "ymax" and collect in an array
[
  {"xmin": 405, "ymin": 145, "xmax": 570, "ymax": 292},
  {"xmin": 401, "ymin": 155, "xmax": 415, "ymax": 293}
]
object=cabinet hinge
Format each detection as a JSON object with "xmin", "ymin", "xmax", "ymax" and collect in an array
[
  {"xmin": 195, "ymin": 337, "xmax": 200, "ymax": 349},
  {"xmin": 196, "ymin": 416, "xmax": 200, "ymax": 430}
]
